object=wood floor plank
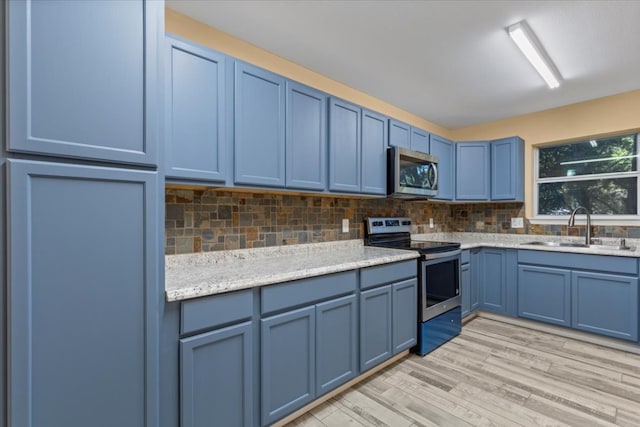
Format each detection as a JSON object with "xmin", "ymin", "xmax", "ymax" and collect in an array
[
  {"xmin": 339, "ymin": 388, "xmax": 415, "ymax": 427},
  {"xmin": 449, "ymin": 381, "xmax": 571, "ymax": 427},
  {"xmin": 386, "ymin": 370, "xmax": 519, "ymax": 426},
  {"xmin": 285, "ymin": 317, "xmax": 640, "ymax": 427},
  {"xmin": 309, "ymin": 399, "xmax": 339, "ymax": 421},
  {"xmin": 622, "ymin": 373, "xmax": 640, "ymax": 387},
  {"xmin": 372, "ymin": 381, "xmax": 470, "ymax": 427}
]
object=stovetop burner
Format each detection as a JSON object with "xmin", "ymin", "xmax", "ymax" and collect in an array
[{"xmin": 365, "ymin": 217, "xmax": 460, "ymax": 255}]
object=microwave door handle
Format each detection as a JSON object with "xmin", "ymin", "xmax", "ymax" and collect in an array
[{"xmin": 431, "ymin": 163, "xmax": 438, "ymax": 190}]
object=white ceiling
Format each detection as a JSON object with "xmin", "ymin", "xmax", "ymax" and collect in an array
[{"xmin": 166, "ymin": 0, "xmax": 640, "ymax": 129}]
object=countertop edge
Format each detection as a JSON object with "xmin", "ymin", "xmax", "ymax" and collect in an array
[{"xmin": 165, "ymin": 249, "xmax": 418, "ymax": 302}]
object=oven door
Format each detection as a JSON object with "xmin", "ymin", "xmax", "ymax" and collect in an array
[{"xmin": 419, "ymin": 250, "xmax": 461, "ymax": 322}]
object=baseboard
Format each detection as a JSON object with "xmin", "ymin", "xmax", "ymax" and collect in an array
[{"xmin": 476, "ymin": 311, "xmax": 640, "ymax": 355}]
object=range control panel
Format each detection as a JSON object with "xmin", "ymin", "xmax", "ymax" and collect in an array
[{"xmin": 366, "ymin": 217, "xmax": 412, "ymax": 235}]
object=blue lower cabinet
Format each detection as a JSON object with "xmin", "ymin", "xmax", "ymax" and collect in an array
[
  {"xmin": 261, "ymin": 306, "xmax": 316, "ymax": 425},
  {"xmin": 316, "ymin": 295, "xmax": 358, "ymax": 395},
  {"xmin": 180, "ymin": 322, "xmax": 253, "ymax": 427},
  {"xmin": 518, "ymin": 265, "xmax": 571, "ymax": 327},
  {"xmin": 360, "ymin": 285, "xmax": 393, "ymax": 371},
  {"xmin": 392, "ymin": 279, "xmax": 418, "ymax": 353},
  {"xmin": 7, "ymin": 159, "xmax": 159, "ymax": 427},
  {"xmin": 572, "ymin": 271, "xmax": 639, "ymax": 341},
  {"xmin": 481, "ymin": 249, "xmax": 508, "ymax": 313}
]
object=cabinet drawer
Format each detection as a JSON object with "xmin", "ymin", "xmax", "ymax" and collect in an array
[
  {"xmin": 261, "ymin": 270, "xmax": 357, "ymax": 316},
  {"xmin": 181, "ymin": 290, "xmax": 253, "ymax": 335},
  {"xmin": 360, "ymin": 260, "xmax": 416, "ymax": 290},
  {"xmin": 461, "ymin": 249, "xmax": 470, "ymax": 264},
  {"xmin": 518, "ymin": 250, "xmax": 637, "ymax": 275}
]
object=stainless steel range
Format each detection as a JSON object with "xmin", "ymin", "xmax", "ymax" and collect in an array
[{"xmin": 365, "ymin": 217, "xmax": 462, "ymax": 355}]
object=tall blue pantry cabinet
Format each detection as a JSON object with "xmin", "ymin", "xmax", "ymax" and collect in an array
[
  {"xmin": 0, "ymin": 3, "xmax": 7, "ymax": 424},
  {"xmin": 3, "ymin": 2, "xmax": 164, "ymax": 427}
]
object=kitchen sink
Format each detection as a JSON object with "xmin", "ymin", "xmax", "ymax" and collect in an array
[{"xmin": 521, "ymin": 241, "xmax": 635, "ymax": 251}]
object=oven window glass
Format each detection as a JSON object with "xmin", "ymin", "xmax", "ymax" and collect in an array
[{"xmin": 425, "ymin": 258, "xmax": 459, "ymax": 306}]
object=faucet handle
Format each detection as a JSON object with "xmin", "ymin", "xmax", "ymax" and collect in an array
[{"xmin": 619, "ymin": 238, "xmax": 629, "ymax": 249}]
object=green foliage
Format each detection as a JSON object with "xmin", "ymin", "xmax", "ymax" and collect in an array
[{"xmin": 538, "ymin": 134, "xmax": 637, "ymax": 215}]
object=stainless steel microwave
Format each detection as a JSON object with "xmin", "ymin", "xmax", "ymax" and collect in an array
[{"xmin": 387, "ymin": 147, "xmax": 439, "ymax": 199}]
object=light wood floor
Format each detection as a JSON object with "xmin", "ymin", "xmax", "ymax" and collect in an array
[{"xmin": 285, "ymin": 317, "xmax": 640, "ymax": 426}]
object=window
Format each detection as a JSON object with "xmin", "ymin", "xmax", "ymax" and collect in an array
[{"xmin": 535, "ymin": 133, "xmax": 639, "ymax": 221}]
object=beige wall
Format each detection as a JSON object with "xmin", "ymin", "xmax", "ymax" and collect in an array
[{"xmin": 166, "ymin": 8, "xmax": 640, "ymax": 219}]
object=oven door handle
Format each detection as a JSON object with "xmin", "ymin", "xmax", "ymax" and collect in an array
[{"xmin": 423, "ymin": 249, "xmax": 461, "ymax": 260}]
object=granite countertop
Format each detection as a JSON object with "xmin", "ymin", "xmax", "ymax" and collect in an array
[
  {"xmin": 411, "ymin": 232, "xmax": 640, "ymax": 257},
  {"xmin": 166, "ymin": 232, "xmax": 640, "ymax": 302},
  {"xmin": 165, "ymin": 240, "xmax": 419, "ymax": 302}
]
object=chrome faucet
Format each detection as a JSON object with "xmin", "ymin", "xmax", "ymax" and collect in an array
[{"xmin": 568, "ymin": 206, "xmax": 591, "ymax": 246}]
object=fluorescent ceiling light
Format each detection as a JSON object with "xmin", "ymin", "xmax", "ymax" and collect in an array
[{"xmin": 507, "ymin": 20, "xmax": 562, "ymax": 89}]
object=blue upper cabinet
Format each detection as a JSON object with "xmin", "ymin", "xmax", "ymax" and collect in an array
[
  {"xmin": 329, "ymin": 98, "xmax": 361, "ymax": 193},
  {"xmin": 361, "ymin": 109, "xmax": 388, "ymax": 195},
  {"xmin": 388, "ymin": 119, "xmax": 411, "ymax": 149},
  {"xmin": 491, "ymin": 136, "xmax": 524, "ymax": 201},
  {"xmin": 286, "ymin": 82, "xmax": 327, "ymax": 191},
  {"xmin": 389, "ymin": 120, "xmax": 428, "ymax": 153},
  {"xmin": 410, "ymin": 127, "xmax": 430, "ymax": 153},
  {"xmin": 7, "ymin": 0, "xmax": 162, "ymax": 166},
  {"xmin": 165, "ymin": 36, "xmax": 227, "ymax": 183},
  {"xmin": 234, "ymin": 62, "xmax": 286, "ymax": 187},
  {"xmin": 429, "ymin": 134, "xmax": 455, "ymax": 200},
  {"xmin": 456, "ymin": 141, "xmax": 490, "ymax": 200}
]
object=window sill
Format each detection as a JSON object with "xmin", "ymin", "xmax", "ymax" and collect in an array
[{"xmin": 530, "ymin": 216, "xmax": 640, "ymax": 227}]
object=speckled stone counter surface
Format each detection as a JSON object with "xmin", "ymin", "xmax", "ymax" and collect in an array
[
  {"xmin": 165, "ymin": 240, "xmax": 419, "ymax": 302},
  {"xmin": 412, "ymin": 232, "xmax": 640, "ymax": 257}
]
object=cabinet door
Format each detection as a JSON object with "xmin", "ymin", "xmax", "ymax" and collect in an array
[
  {"xmin": 518, "ymin": 265, "xmax": 571, "ymax": 327},
  {"xmin": 461, "ymin": 263, "xmax": 471, "ymax": 317},
  {"xmin": 7, "ymin": 159, "xmax": 159, "ymax": 427},
  {"xmin": 329, "ymin": 98, "xmax": 361, "ymax": 192},
  {"xmin": 470, "ymin": 249, "xmax": 481, "ymax": 312},
  {"xmin": 410, "ymin": 127, "xmax": 430, "ymax": 153},
  {"xmin": 166, "ymin": 36, "xmax": 227, "ymax": 182},
  {"xmin": 361, "ymin": 109, "xmax": 388, "ymax": 195},
  {"xmin": 261, "ymin": 306, "xmax": 315, "ymax": 425},
  {"xmin": 234, "ymin": 62, "xmax": 286, "ymax": 187},
  {"xmin": 392, "ymin": 279, "xmax": 418, "ymax": 353},
  {"xmin": 316, "ymin": 295, "xmax": 357, "ymax": 396},
  {"xmin": 456, "ymin": 142, "xmax": 490, "ymax": 200},
  {"xmin": 491, "ymin": 137, "xmax": 524, "ymax": 201},
  {"xmin": 286, "ymin": 81, "xmax": 327, "ymax": 191},
  {"xmin": 572, "ymin": 271, "xmax": 639, "ymax": 341},
  {"xmin": 180, "ymin": 322, "xmax": 253, "ymax": 427},
  {"xmin": 7, "ymin": 0, "xmax": 161, "ymax": 165},
  {"xmin": 360, "ymin": 285, "xmax": 392, "ymax": 371},
  {"xmin": 429, "ymin": 134, "xmax": 455, "ymax": 200},
  {"xmin": 481, "ymin": 249, "xmax": 507, "ymax": 313},
  {"xmin": 388, "ymin": 119, "xmax": 410, "ymax": 149}
]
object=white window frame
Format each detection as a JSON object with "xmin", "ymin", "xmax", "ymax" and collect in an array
[{"xmin": 531, "ymin": 134, "xmax": 640, "ymax": 226}]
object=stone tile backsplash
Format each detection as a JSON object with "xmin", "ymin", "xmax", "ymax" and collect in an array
[{"xmin": 165, "ymin": 189, "xmax": 640, "ymax": 254}]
